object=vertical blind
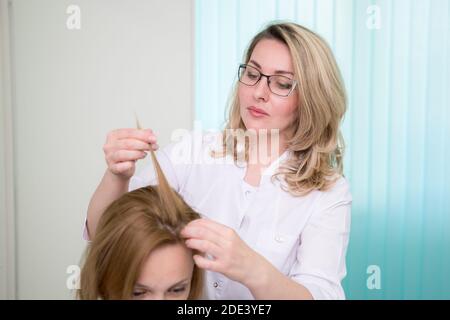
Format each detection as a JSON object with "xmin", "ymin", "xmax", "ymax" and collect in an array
[{"xmin": 195, "ymin": 0, "xmax": 450, "ymax": 299}]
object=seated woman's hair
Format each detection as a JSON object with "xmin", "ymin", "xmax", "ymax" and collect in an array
[{"xmin": 78, "ymin": 150, "xmax": 203, "ymax": 299}]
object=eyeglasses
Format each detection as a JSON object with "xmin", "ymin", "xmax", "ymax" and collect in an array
[{"xmin": 238, "ymin": 64, "xmax": 297, "ymax": 97}]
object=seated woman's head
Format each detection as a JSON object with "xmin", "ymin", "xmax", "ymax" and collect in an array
[{"xmin": 78, "ymin": 152, "xmax": 203, "ymax": 299}]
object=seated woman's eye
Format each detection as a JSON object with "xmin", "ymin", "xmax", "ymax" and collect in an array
[
  {"xmin": 133, "ymin": 290, "xmax": 146, "ymax": 297},
  {"xmin": 171, "ymin": 286, "xmax": 187, "ymax": 294}
]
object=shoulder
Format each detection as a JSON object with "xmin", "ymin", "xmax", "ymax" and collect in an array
[
  {"xmin": 302, "ymin": 175, "xmax": 352, "ymax": 232},
  {"xmin": 326, "ymin": 175, "xmax": 352, "ymax": 199},
  {"xmin": 316, "ymin": 175, "xmax": 352, "ymax": 211}
]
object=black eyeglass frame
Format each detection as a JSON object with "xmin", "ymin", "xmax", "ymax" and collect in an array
[{"xmin": 238, "ymin": 64, "xmax": 298, "ymax": 97}]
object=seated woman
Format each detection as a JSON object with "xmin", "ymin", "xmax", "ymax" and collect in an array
[{"xmin": 78, "ymin": 150, "xmax": 203, "ymax": 300}]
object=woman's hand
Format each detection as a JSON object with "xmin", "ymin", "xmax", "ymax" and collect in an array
[
  {"xmin": 103, "ymin": 128, "xmax": 159, "ymax": 180},
  {"xmin": 181, "ymin": 218, "xmax": 268, "ymax": 287}
]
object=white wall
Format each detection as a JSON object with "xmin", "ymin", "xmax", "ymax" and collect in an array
[{"xmin": 0, "ymin": 0, "xmax": 194, "ymax": 299}]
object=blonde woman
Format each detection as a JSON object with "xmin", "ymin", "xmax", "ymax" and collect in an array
[
  {"xmin": 78, "ymin": 152, "xmax": 203, "ymax": 299},
  {"xmin": 85, "ymin": 22, "xmax": 352, "ymax": 300}
]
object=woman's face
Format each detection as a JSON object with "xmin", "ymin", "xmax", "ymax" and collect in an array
[
  {"xmin": 132, "ymin": 243, "xmax": 194, "ymax": 300},
  {"xmin": 238, "ymin": 38, "xmax": 298, "ymax": 138}
]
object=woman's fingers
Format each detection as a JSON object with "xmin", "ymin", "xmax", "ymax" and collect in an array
[
  {"xmin": 181, "ymin": 224, "xmax": 225, "ymax": 248},
  {"xmin": 185, "ymin": 238, "xmax": 222, "ymax": 258},
  {"xmin": 108, "ymin": 150, "xmax": 147, "ymax": 163},
  {"xmin": 186, "ymin": 218, "xmax": 235, "ymax": 240},
  {"xmin": 192, "ymin": 254, "xmax": 219, "ymax": 272},
  {"xmin": 109, "ymin": 161, "xmax": 135, "ymax": 174},
  {"xmin": 103, "ymin": 128, "xmax": 159, "ymax": 179},
  {"xmin": 108, "ymin": 128, "xmax": 155, "ymax": 142},
  {"xmin": 113, "ymin": 138, "xmax": 158, "ymax": 151}
]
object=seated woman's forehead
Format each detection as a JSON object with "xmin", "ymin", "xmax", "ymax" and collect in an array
[{"xmin": 137, "ymin": 243, "xmax": 194, "ymax": 289}]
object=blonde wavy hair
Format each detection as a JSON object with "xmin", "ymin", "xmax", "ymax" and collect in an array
[{"xmin": 213, "ymin": 22, "xmax": 347, "ymax": 196}]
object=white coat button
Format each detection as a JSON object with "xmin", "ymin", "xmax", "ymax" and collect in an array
[
  {"xmin": 275, "ymin": 235, "xmax": 285, "ymax": 243},
  {"xmin": 245, "ymin": 190, "xmax": 251, "ymax": 196},
  {"xmin": 213, "ymin": 282, "xmax": 219, "ymax": 288}
]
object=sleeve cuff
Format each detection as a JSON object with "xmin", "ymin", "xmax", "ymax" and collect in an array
[{"xmin": 292, "ymin": 275, "xmax": 346, "ymax": 300}]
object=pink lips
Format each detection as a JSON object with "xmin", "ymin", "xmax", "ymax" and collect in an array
[{"xmin": 247, "ymin": 106, "xmax": 269, "ymax": 118}]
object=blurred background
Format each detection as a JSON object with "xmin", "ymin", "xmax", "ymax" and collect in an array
[{"xmin": 0, "ymin": 0, "xmax": 449, "ymax": 299}]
